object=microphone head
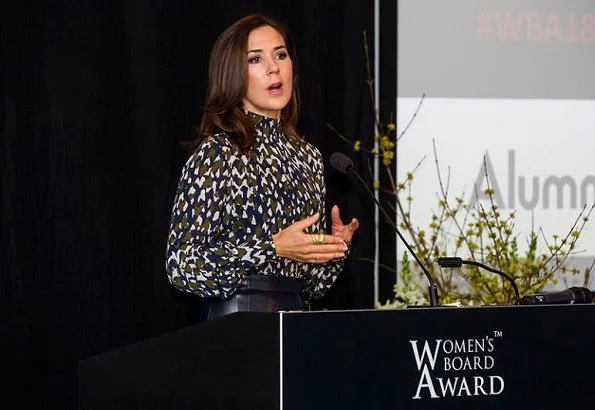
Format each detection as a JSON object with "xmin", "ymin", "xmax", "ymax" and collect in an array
[
  {"xmin": 329, "ymin": 152, "xmax": 354, "ymax": 174},
  {"xmin": 568, "ymin": 287, "xmax": 594, "ymax": 303},
  {"xmin": 437, "ymin": 257, "xmax": 463, "ymax": 268},
  {"xmin": 518, "ymin": 287, "xmax": 594, "ymax": 305}
]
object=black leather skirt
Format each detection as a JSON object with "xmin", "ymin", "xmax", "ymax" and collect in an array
[{"xmin": 198, "ymin": 275, "xmax": 306, "ymax": 321}]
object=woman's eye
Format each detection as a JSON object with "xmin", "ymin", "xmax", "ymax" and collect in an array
[
  {"xmin": 275, "ymin": 52, "xmax": 288, "ymax": 60},
  {"xmin": 248, "ymin": 56, "xmax": 261, "ymax": 64}
]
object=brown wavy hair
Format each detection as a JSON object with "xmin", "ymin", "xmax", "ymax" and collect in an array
[{"xmin": 189, "ymin": 14, "xmax": 302, "ymax": 152}]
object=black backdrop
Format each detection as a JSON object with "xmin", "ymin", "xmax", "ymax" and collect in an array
[{"xmin": 1, "ymin": 1, "xmax": 396, "ymax": 408}]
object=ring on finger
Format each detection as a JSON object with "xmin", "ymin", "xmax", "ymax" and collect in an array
[{"xmin": 312, "ymin": 233, "xmax": 324, "ymax": 244}]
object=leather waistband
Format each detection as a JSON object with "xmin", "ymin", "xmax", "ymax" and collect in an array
[
  {"xmin": 198, "ymin": 276, "xmax": 307, "ymax": 321},
  {"xmin": 240, "ymin": 275, "xmax": 305, "ymax": 293}
]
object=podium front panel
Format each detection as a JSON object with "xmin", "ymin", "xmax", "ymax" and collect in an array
[{"xmin": 281, "ymin": 305, "xmax": 595, "ymax": 409}]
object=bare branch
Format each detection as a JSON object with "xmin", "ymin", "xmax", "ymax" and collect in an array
[{"xmin": 397, "ymin": 94, "xmax": 425, "ymax": 142}]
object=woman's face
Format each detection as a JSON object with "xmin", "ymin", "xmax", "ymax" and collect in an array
[{"xmin": 242, "ymin": 25, "xmax": 293, "ymax": 120}]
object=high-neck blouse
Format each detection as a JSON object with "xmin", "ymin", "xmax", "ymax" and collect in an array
[{"xmin": 166, "ymin": 113, "xmax": 344, "ymax": 299}]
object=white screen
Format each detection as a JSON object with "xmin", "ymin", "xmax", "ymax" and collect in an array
[{"xmin": 397, "ymin": 0, "xmax": 595, "ymax": 288}]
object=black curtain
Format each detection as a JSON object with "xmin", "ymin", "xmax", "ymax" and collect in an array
[{"xmin": 1, "ymin": 1, "xmax": 395, "ymax": 408}]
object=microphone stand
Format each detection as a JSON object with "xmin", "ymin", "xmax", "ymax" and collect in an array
[
  {"xmin": 348, "ymin": 168, "xmax": 439, "ymax": 307},
  {"xmin": 437, "ymin": 257, "xmax": 520, "ymax": 305}
]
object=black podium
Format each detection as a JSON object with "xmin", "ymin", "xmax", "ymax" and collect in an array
[{"xmin": 78, "ymin": 305, "xmax": 595, "ymax": 409}]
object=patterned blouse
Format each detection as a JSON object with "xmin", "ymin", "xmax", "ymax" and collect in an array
[{"xmin": 165, "ymin": 112, "xmax": 345, "ymax": 300}]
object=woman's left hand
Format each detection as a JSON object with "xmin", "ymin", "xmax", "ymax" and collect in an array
[{"xmin": 330, "ymin": 205, "xmax": 360, "ymax": 246}]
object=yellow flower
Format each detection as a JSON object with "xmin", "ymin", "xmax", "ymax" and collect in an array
[
  {"xmin": 382, "ymin": 150, "xmax": 394, "ymax": 165},
  {"xmin": 379, "ymin": 135, "xmax": 395, "ymax": 151},
  {"xmin": 353, "ymin": 140, "xmax": 361, "ymax": 152},
  {"xmin": 387, "ymin": 122, "xmax": 396, "ymax": 131},
  {"xmin": 373, "ymin": 180, "xmax": 380, "ymax": 190},
  {"xmin": 380, "ymin": 135, "xmax": 388, "ymax": 148}
]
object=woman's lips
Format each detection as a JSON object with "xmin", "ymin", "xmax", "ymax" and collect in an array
[{"xmin": 267, "ymin": 82, "xmax": 284, "ymax": 95}]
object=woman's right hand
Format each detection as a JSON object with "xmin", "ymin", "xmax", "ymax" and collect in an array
[{"xmin": 272, "ymin": 213, "xmax": 348, "ymax": 263}]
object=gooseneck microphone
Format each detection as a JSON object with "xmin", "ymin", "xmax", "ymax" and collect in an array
[
  {"xmin": 518, "ymin": 287, "xmax": 594, "ymax": 305},
  {"xmin": 329, "ymin": 152, "xmax": 439, "ymax": 307},
  {"xmin": 437, "ymin": 257, "xmax": 520, "ymax": 305}
]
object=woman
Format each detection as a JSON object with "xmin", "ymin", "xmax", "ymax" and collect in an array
[{"xmin": 166, "ymin": 14, "xmax": 359, "ymax": 320}]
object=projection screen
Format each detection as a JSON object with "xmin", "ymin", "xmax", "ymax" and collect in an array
[{"xmin": 396, "ymin": 0, "xmax": 595, "ymax": 289}]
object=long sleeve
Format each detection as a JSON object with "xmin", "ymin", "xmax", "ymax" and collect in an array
[
  {"xmin": 303, "ymin": 149, "xmax": 346, "ymax": 299},
  {"xmin": 165, "ymin": 136, "xmax": 276, "ymax": 298}
]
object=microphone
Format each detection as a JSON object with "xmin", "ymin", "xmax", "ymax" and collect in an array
[
  {"xmin": 437, "ymin": 257, "xmax": 520, "ymax": 305},
  {"xmin": 329, "ymin": 152, "xmax": 355, "ymax": 174},
  {"xmin": 329, "ymin": 152, "xmax": 439, "ymax": 307},
  {"xmin": 518, "ymin": 287, "xmax": 594, "ymax": 305}
]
